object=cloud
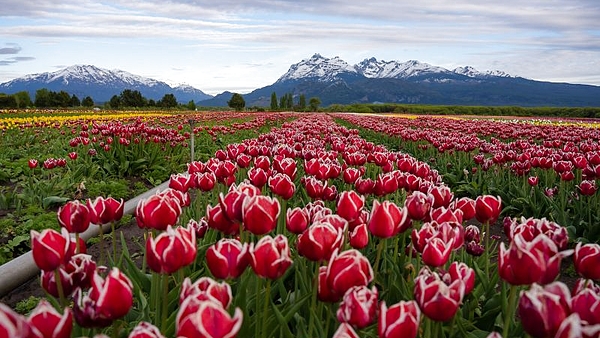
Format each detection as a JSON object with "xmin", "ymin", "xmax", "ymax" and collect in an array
[
  {"xmin": 0, "ymin": 43, "xmax": 22, "ymax": 55},
  {"xmin": 0, "ymin": 56, "xmax": 36, "ymax": 66}
]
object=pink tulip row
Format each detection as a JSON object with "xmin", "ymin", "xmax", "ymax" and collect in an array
[{"xmin": 2, "ymin": 113, "xmax": 600, "ymax": 338}]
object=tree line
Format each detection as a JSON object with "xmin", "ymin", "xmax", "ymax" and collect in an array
[
  {"xmin": 226, "ymin": 92, "xmax": 321, "ymax": 112},
  {"xmin": 0, "ymin": 88, "xmax": 197, "ymax": 110}
]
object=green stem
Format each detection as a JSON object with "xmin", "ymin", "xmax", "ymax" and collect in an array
[
  {"xmin": 503, "ymin": 284, "xmax": 518, "ymax": 338},
  {"xmin": 255, "ymin": 277, "xmax": 261, "ymax": 338},
  {"xmin": 54, "ymin": 269, "xmax": 66, "ymax": 308},
  {"xmin": 111, "ymin": 320, "xmax": 120, "ymax": 338},
  {"xmin": 374, "ymin": 238, "xmax": 385, "ymax": 279},
  {"xmin": 161, "ymin": 274, "xmax": 169, "ymax": 333},
  {"xmin": 111, "ymin": 221, "xmax": 117, "ymax": 262},
  {"xmin": 308, "ymin": 262, "xmax": 320, "ymax": 336},
  {"xmin": 261, "ymin": 279, "xmax": 271, "ymax": 338},
  {"xmin": 484, "ymin": 221, "xmax": 490, "ymax": 278}
]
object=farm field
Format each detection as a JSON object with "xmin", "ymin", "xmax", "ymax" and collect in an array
[{"xmin": 0, "ymin": 109, "xmax": 599, "ymax": 338}]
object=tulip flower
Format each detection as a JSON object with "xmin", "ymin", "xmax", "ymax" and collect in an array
[
  {"xmin": 475, "ymin": 195, "xmax": 502, "ymax": 224},
  {"xmin": 367, "ymin": 200, "xmax": 409, "ymax": 238},
  {"xmin": 247, "ymin": 167, "xmax": 269, "ymax": 189},
  {"xmin": 169, "ymin": 173, "xmax": 193, "ymax": 192},
  {"xmin": 180, "ymin": 277, "xmax": 233, "ymax": 309},
  {"xmin": 28, "ymin": 159, "xmax": 38, "ymax": 169},
  {"xmin": 176, "ymin": 298, "xmax": 243, "ymax": 338},
  {"xmin": 336, "ymin": 285, "xmax": 378, "ymax": 329},
  {"xmin": 205, "ymin": 238, "xmax": 250, "ymax": 280},
  {"xmin": 146, "ymin": 225, "xmax": 196, "ymax": 274},
  {"xmin": 242, "ymin": 195, "xmax": 281, "ymax": 235},
  {"xmin": 354, "ymin": 177, "xmax": 375, "ymax": 195},
  {"xmin": 528, "ymin": 176, "xmax": 539, "ymax": 186},
  {"xmin": 342, "ymin": 167, "xmax": 361, "ymax": 184},
  {"xmin": 553, "ymin": 313, "xmax": 600, "ymax": 338},
  {"xmin": 73, "ymin": 268, "xmax": 133, "ymax": 327},
  {"xmin": 31, "ymin": 228, "xmax": 72, "ymax": 271},
  {"xmin": 422, "ymin": 237, "xmax": 455, "ymax": 267},
  {"xmin": 249, "ymin": 235, "xmax": 293, "ymax": 280},
  {"xmin": 572, "ymin": 285, "xmax": 600, "ymax": 325},
  {"xmin": 336, "ymin": 190, "xmax": 365, "ymax": 223},
  {"xmin": 414, "ymin": 267, "xmax": 465, "ymax": 322},
  {"xmin": 87, "ymin": 196, "xmax": 124, "ymax": 225},
  {"xmin": 499, "ymin": 233, "xmax": 572, "ymax": 285},
  {"xmin": 268, "ymin": 173, "xmax": 296, "ymax": 200},
  {"xmin": 135, "ymin": 193, "xmax": 182, "ymax": 231},
  {"xmin": 466, "ymin": 241, "xmax": 484, "ymax": 257},
  {"xmin": 219, "ymin": 183, "xmax": 260, "ymax": 223},
  {"xmin": 518, "ymin": 282, "xmax": 571, "ymax": 338},
  {"xmin": 273, "ymin": 156, "xmax": 297, "ymax": 180},
  {"xmin": 0, "ymin": 303, "xmax": 32, "ymax": 338},
  {"xmin": 447, "ymin": 261, "xmax": 476, "ymax": 295},
  {"xmin": 326, "ymin": 249, "xmax": 374, "ymax": 298},
  {"xmin": 404, "ymin": 191, "xmax": 434, "ymax": 221},
  {"xmin": 27, "ymin": 299, "xmax": 73, "ymax": 338},
  {"xmin": 578, "ymin": 180, "xmax": 598, "ymax": 196},
  {"xmin": 349, "ymin": 223, "xmax": 369, "ymax": 249},
  {"xmin": 195, "ymin": 172, "xmax": 216, "ymax": 192},
  {"xmin": 378, "ymin": 300, "xmax": 421, "ymax": 338},
  {"xmin": 253, "ymin": 155, "xmax": 270, "ymax": 170},
  {"xmin": 206, "ymin": 204, "xmax": 239, "ymax": 235},
  {"xmin": 573, "ymin": 242, "xmax": 600, "ymax": 280},
  {"xmin": 286, "ymin": 207, "xmax": 309, "ymax": 234},
  {"xmin": 128, "ymin": 322, "xmax": 166, "ymax": 338},
  {"xmin": 297, "ymin": 221, "xmax": 344, "ymax": 262},
  {"xmin": 429, "ymin": 185, "xmax": 453, "ymax": 208},
  {"xmin": 332, "ymin": 323, "xmax": 359, "ymax": 338},
  {"xmin": 57, "ymin": 200, "xmax": 91, "ymax": 234}
]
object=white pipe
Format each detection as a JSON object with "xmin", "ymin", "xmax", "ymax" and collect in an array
[{"xmin": 0, "ymin": 180, "xmax": 170, "ymax": 298}]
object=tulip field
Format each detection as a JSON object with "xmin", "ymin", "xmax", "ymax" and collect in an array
[{"xmin": 1, "ymin": 109, "xmax": 600, "ymax": 338}]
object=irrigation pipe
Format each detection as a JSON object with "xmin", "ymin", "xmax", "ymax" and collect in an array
[{"xmin": 0, "ymin": 180, "xmax": 171, "ymax": 298}]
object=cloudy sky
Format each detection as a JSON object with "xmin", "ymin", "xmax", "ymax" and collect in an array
[{"xmin": 1, "ymin": 0, "xmax": 599, "ymax": 95}]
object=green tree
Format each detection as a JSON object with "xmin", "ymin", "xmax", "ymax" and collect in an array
[
  {"xmin": 0, "ymin": 94, "xmax": 18, "ymax": 108},
  {"xmin": 228, "ymin": 93, "xmax": 245, "ymax": 111},
  {"xmin": 298, "ymin": 94, "xmax": 306, "ymax": 111},
  {"xmin": 82, "ymin": 96, "xmax": 94, "ymax": 107},
  {"xmin": 109, "ymin": 95, "xmax": 121, "ymax": 108},
  {"xmin": 148, "ymin": 99, "xmax": 156, "ymax": 107},
  {"xmin": 120, "ymin": 89, "xmax": 146, "ymax": 107},
  {"xmin": 309, "ymin": 97, "xmax": 321, "ymax": 112},
  {"xmin": 13, "ymin": 91, "xmax": 32, "ymax": 108},
  {"xmin": 270, "ymin": 92, "xmax": 278, "ymax": 110},
  {"xmin": 55, "ymin": 91, "xmax": 71, "ymax": 107},
  {"xmin": 187, "ymin": 100, "xmax": 196, "ymax": 111},
  {"xmin": 34, "ymin": 89, "xmax": 51, "ymax": 107},
  {"xmin": 158, "ymin": 93, "xmax": 178, "ymax": 108},
  {"xmin": 71, "ymin": 94, "xmax": 81, "ymax": 107}
]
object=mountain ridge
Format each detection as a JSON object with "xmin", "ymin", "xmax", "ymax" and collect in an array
[{"xmin": 0, "ymin": 65, "xmax": 213, "ymax": 103}]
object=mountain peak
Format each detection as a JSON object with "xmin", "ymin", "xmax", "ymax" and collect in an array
[
  {"xmin": 276, "ymin": 54, "xmax": 358, "ymax": 83},
  {"xmin": 0, "ymin": 65, "xmax": 212, "ymax": 103}
]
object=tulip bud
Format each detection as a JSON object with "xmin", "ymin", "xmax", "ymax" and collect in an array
[
  {"xmin": 573, "ymin": 242, "xmax": 600, "ymax": 280},
  {"xmin": 205, "ymin": 238, "xmax": 250, "ymax": 279},
  {"xmin": 349, "ymin": 223, "xmax": 369, "ymax": 249},
  {"xmin": 176, "ymin": 298, "xmax": 243, "ymax": 338},
  {"xmin": 414, "ymin": 267, "xmax": 465, "ymax": 322},
  {"xmin": 326, "ymin": 249, "xmax": 374, "ymax": 298},
  {"xmin": 135, "ymin": 193, "xmax": 182, "ymax": 231},
  {"xmin": 297, "ymin": 221, "xmax": 344, "ymax": 262},
  {"xmin": 247, "ymin": 167, "xmax": 269, "ymax": 189},
  {"xmin": 268, "ymin": 173, "xmax": 296, "ymax": 200},
  {"xmin": 27, "ymin": 299, "xmax": 73, "ymax": 338},
  {"xmin": 336, "ymin": 190, "xmax": 365, "ymax": 223},
  {"xmin": 336, "ymin": 285, "xmax": 378, "ymax": 329},
  {"xmin": 367, "ymin": 200, "xmax": 409, "ymax": 238},
  {"xmin": 58, "ymin": 200, "xmax": 91, "ymax": 233},
  {"xmin": 31, "ymin": 228, "xmax": 72, "ymax": 271},
  {"xmin": 242, "ymin": 195, "xmax": 280, "ymax": 235},
  {"xmin": 286, "ymin": 207, "xmax": 309, "ymax": 234},
  {"xmin": 378, "ymin": 300, "xmax": 421, "ymax": 338},
  {"xmin": 518, "ymin": 282, "xmax": 571, "ymax": 338},
  {"xmin": 180, "ymin": 277, "xmax": 232, "ymax": 309},
  {"xmin": 0, "ymin": 303, "xmax": 32, "ymax": 338},
  {"xmin": 128, "ymin": 321, "xmax": 165, "ymax": 338},
  {"xmin": 404, "ymin": 191, "xmax": 433, "ymax": 221},
  {"xmin": 146, "ymin": 225, "xmax": 196, "ymax": 274},
  {"xmin": 475, "ymin": 195, "xmax": 502, "ymax": 224},
  {"xmin": 87, "ymin": 196, "xmax": 124, "ymax": 225},
  {"xmin": 249, "ymin": 235, "xmax": 293, "ymax": 280}
]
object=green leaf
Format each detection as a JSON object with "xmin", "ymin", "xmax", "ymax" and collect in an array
[{"xmin": 42, "ymin": 196, "xmax": 69, "ymax": 209}]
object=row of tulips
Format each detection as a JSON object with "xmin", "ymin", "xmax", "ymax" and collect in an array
[
  {"xmin": 2, "ymin": 113, "xmax": 600, "ymax": 338},
  {"xmin": 333, "ymin": 113, "xmax": 600, "ymax": 242}
]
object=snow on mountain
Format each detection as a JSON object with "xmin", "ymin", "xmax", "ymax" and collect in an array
[
  {"xmin": 356, "ymin": 58, "xmax": 452, "ymax": 78},
  {"xmin": 276, "ymin": 54, "xmax": 358, "ymax": 82},
  {"xmin": 0, "ymin": 65, "xmax": 212, "ymax": 102},
  {"xmin": 276, "ymin": 55, "xmax": 517, "ymax": 83},
  {"xmin": 453, "ymin": 65, "xmax": 514, "ymax": 78}
]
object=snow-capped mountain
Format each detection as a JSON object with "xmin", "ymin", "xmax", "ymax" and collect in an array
[
  {"xmin": 201, "ymin": 54, "xmax": 599, "ymax": 107},
  {"xmin": 276, "ymin": 54, "xmax": 359, "ymax": 83},
  {"xmin": 0, "ymin": 65, "xmax": 212, "ymax": 103},
  {"xmin": 276, "ymin": 54, "xmax": 515, "ymax": 84}
]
